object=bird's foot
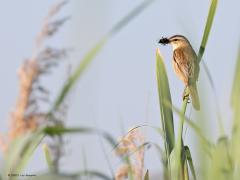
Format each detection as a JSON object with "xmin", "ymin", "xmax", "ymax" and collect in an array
[
  {"xmin": 182, "ymin": 87, "xmax": 190, "ymax": 103},
  {"xmin": 183, "ymin": 94, "xmax": 190, "ymax": 103}
]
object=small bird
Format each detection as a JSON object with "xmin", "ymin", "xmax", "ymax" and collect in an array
[{"xmin": 158, "ymin": 35, "xmax": 200, "ymax": 110}]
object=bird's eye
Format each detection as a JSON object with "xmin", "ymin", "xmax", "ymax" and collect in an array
[{"xmin": 174, "ymin": 39, "xmax": 178, "ymax": 41}]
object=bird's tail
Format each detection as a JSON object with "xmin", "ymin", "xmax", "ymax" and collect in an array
[{"xmin": 189, "ymin": 83, "xmax": 200, "ymax": 110}]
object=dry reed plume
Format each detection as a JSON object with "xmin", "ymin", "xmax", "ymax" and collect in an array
[
  {"xmin": 115, "ymin": 129, "xmax": 146, "ymax": 180},
  {"xmin": 0, "ymin": 0, "xmax": 69, "ymax": 158}
]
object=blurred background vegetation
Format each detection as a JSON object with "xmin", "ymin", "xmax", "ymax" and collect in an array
[{"xmin": 0, "ymin": 0, "xmax": 240, "ymax": 179}]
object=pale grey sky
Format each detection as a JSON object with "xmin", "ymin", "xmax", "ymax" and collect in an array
[{"xmin": 0, "ymin": 0, "xmax": 240, "ymax": 178}]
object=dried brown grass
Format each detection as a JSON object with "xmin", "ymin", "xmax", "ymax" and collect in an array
[
  {"xmin": 0, "ymin": 1, "xmax": 68, "ymax": 155},
  {"xmin": 115, "ymin": 129, "xmax": 146, "ymax": 180}
]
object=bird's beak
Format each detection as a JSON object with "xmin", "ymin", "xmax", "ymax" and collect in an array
[{"xmin": 158, "ymin": 37, "xmax": 170, "ymax": 45}]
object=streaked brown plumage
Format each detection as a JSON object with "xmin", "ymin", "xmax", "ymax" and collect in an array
[{"xmin": 159, "ymin": 35, "xmax": 200, "ymax": 110}]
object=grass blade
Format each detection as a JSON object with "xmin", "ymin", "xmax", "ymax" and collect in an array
[
  {"xmin": 144, "ymin": 170, "xmax": 149, "ymax": 180},
  {"xmin": 184, "ymin": 146, "xmax": 197, "ymax": 180},
  {"xmin": 51, "ymin": 38, "xmax": 107, "ymax": 112},
  {"xmin": 170, "ymin": 103, "xmax": 213, "ymax": 153},
  {"xmin": 51, "ymin": 0, "xmax": 156, "ymax": 113},
  {"xmin": 3, "ymin": 131, "xmax": 44, "ymax": 178},
  {"xmin": 198, "ymin": 0, "xmax": 218, "ymax": 61},
  {"xmin": 172, "ymin": 96, "xmax": 189, "ymax": 180},
  {"xmin": 231, "ymin": 45, "xmax": 240, "ymax": 109},
  {"xmin": 43, "ymin": 144, "xmax": 54, "ymax": 172},
  {"xmin": 109, "ymin": 0, "xmax": 155, "ymax": 36},
  {"xmin": 208, "ymin": 137, "xmax": 233, "ymax": 180},
  {"xmin": 43, "ymin": 126, "xmax": 117, "ymax": 148},
  {"xmin": 183, "ymin": 158, "xmax": 189, "ymax": 180},
  {"xmin": 156, "ymin": 48, "xmax": 175, "ymax": 156},
  {"xmin": 231, "ymin": 45, "xmax": 240, "ymax": 179}
]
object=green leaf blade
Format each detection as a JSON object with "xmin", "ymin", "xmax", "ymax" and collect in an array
[
  {"xmin": 198, "ymin": 0, "xmax": 218, "ymax": 61},
  {"xmin": 43, "ymin": 126, "xmax": 117, "ymax": 148},
  {"xmin": 156, "ymin": 48, "xmax": 175, "ymax": 157},
  {"xmin": 184, "ymin": 146, "xmax": 197, "ymax": 180},
  {"xmin": 50, "ymin": 0, "xmax": 156, "ymax": 113},
  {"xmin": 43, "ymin": 144, "xmax": 54, "ymax": 172},
  {"xmin": 144, "ymin": 170, "xmax": 149, "ymax": 180}
]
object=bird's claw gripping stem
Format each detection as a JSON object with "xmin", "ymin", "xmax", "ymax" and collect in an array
[{"xmin": 182, "ymin": 87, "xmax": 190, "ymax": 103}]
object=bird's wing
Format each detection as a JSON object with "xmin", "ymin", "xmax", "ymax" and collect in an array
[
  {"xmin": 173, "ymin": 49, "xmax": 192, "ymax": 85},
  {"xmin": 192, "ymin": 50, "xmax": 200, "ymax": 81}
]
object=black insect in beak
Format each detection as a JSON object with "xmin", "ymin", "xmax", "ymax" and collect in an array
[{"xmin": 158, "ymin": 37, "xmax": 170, "ymax": 45}]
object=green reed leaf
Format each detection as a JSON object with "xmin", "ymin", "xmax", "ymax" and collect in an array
[
  {"xmin": 43, "ymin": 144, "xmax": 54, "ymax": 172},
  {"xmin": 231, "ymin": 45, "xmax": 240, "ymax": 179},
  {"xmin": 184, "ymin": 146, "xmax": 197, "ymax": 180},
  {"xmin": 3, "ymin": 131, "xmax": 44, "ymax": 178},
  {"xmin": 51, "ymin": 0, "xmax": 156, "ymax": 113},
  {"xmin": 43, "ymin": 126, "xmax": 117, "ymax": 148},
  {"xmin": 156, "ymin": 48, "xmax": 175, "ymax": 157},
  {"xmin": 144, "ymin": 170, "xmax": 149, "ymax": 180},
  {"xmin": 198, "ymin": 0, "xmax": 218, "ymax": 61}
]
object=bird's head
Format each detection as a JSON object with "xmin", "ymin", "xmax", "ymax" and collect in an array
[{"xmin": 158, "ymin": 35, "xmax": 190, "ymax": 50}]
